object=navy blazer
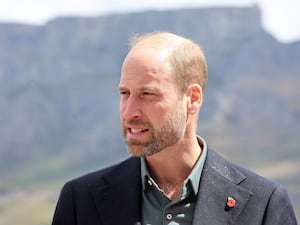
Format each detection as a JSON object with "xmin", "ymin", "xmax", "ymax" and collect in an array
[{"xmin": 52, "ymin": 148, "xmax": 298, "ymax": 225}]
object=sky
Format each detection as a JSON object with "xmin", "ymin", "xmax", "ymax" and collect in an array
[{"xmin": 0, "ymin": 0, "xmax": 299, "ymax": 43}]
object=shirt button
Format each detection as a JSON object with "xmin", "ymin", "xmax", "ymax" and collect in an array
[
  {"xmin": 166, "ymin": 213, "xmax": 173, "ymax": 220},
  {"xmin": 147, "ymin": 179, "xmax": 152, "ymax": 186}
]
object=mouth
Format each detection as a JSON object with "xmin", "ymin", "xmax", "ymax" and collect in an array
[{"xmin": 129, "ymin": 128, "xmax": 149, "ymax": 134}]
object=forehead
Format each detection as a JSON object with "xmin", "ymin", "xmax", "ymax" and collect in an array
[{"xmin": 119, "ymin": 48, "xmax": 174, "ymax": 88}]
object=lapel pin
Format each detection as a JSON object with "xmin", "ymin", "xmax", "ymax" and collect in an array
[{"xmin": 227, "ymin": 196, "xmax": 236, "ymax": 208}]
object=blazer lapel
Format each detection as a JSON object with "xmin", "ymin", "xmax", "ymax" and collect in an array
[
  {"xmin": 192, "ymin": 149, "xmax": 253, "ymax": 225},
  {"xmin": 92, "ymin": 157, "xmax": 142, "ymax": 225}
]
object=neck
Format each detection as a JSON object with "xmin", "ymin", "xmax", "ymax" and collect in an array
[{"xmin": 145, "ymin": 135, "xmax": 201, "ymax": 200}]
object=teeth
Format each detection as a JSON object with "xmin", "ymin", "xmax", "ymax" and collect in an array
[{"xmin": 131, "ymin": 128, "xmax": 143, "ymax": 134}]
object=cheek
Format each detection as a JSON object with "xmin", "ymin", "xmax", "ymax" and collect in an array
[
  {"xmin": 119, "ymin": 98, "xmax": 128, "ymax": 116},
  {"xmin": 146, "ymin": 103, "xmax": 170, "ymax": 120},
  {"xmin": 119, "ymin": 104, "xmax": 127, "ymax": 120},
  {"xmin": 119, "ymin": 102, "xmax": 123, "ymax": 116}
]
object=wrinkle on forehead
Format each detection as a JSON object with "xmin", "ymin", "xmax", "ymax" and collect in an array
[{"xmin": 120, "ymin": 60, "xmax": 172, "ymax": 89}]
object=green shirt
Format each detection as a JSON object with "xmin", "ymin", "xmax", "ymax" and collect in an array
[{"xmin": 141, "ymin": 136, "xmax": 208, "ymax": 225}]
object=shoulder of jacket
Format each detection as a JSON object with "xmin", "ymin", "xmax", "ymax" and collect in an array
[{"xmin": 66, "ymin": 156, "xmax": 140, "ymax": 189}]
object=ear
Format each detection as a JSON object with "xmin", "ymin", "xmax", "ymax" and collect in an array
[{"xmin": 186, "ymin": 84, "xmax": 203, "ymax": 114}]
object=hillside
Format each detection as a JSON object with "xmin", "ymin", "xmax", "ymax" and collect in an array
[{"xmin": 0, "ymin": 6, "xmax": 299, "ymax": 224}]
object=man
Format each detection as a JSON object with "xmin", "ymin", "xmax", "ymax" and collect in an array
[{"xmin": 52, "ymin": 32, "xmax": 298, "ymax": 225}]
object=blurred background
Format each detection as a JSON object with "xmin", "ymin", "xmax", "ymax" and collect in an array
[{"xmin": 0, "ymin": 0, "xmax": 299, "ymax": 224}]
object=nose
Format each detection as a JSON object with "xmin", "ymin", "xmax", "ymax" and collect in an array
[{"xmin": 120, "ymin": 95, "xmax": 141, "ymax": 121}]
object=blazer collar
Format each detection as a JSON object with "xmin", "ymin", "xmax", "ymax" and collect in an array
[
  {"xmin": 192, "ymin": 148, "xmax": 253, "ymax": 225},
  {"xmin": 92, "ymin": 157, "xmax": 142, "ymax": 225}
]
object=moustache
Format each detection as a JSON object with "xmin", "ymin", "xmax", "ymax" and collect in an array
[{"xmin": 122, "ymin": 119, "xmax": 150, "ymax": 127}]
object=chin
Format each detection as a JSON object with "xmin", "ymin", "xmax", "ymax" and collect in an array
[
  {"xmin": 127, "ymin": 145, "xmax": 145, "ymax": 157},
  {"xmin": 127, "ymin": 144, "xmax": 161, "ymax": 157}
]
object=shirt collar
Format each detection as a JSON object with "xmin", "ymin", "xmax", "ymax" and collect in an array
[
  {"xmin": 141, "ymin": 157, "xmax": 151, "ymax": 191},
  {"xmin": 141, "ymin": 136, "xmax": 207, "ymax": 195}
]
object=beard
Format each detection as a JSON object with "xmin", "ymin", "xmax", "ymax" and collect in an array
[{"xmin": 122, "ymin": 106, "xmax": 187, "ymax": 157}]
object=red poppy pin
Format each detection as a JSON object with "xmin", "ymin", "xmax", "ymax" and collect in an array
[{"xmin": 227, "ymin": 196, "xmax": 236, "ymax": 208}]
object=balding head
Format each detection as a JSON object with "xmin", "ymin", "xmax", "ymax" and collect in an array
[
  {"xmin": 129, "ymin": 32, "xmax": 187, "ymax": 49},
  {"xmin": 128, "ymin": 32, "xmax": 208, "ymax": 95}
]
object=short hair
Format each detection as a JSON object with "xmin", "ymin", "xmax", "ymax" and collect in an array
[{"xmin": 129, "ymin": 31, "xmax": 208, "ymax": 95}]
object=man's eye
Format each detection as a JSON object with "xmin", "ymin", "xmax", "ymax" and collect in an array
[
  {"xmin": 120, "ymin": 91, "xmax": 129, "ymax": 95},
  {"xmin": 143, "ymin": 92, "xmax": 154, "ymax": 96}
]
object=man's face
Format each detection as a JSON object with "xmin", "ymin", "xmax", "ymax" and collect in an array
[{"xmin": 118, "ymin": 48, "xmax": 187, "ymax": 157}]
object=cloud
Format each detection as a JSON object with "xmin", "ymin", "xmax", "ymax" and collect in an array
[{"xmin": 259, "ymin": 0, "xmax": 300, "ymax": 42}]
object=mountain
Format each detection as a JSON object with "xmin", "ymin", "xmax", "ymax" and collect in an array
[{"xmin": 0, "ymin": 6, "xmax": 299, "ymax": 224}]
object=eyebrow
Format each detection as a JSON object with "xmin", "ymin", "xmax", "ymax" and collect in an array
[{"xmin": 118, "ymin": 85, "xmax": 162, "ymax": 94}]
